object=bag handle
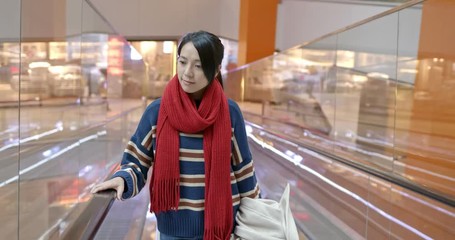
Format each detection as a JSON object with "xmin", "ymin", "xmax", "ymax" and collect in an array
[{"xmin": 279, "ymin": 183, "xmax": 299, "ymax": 240}]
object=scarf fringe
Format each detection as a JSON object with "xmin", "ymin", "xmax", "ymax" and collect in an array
[
  {"xmin": 151, "ymin": 178, "xmax": 180, "ymax": 213},
  {"xmin": 204, "ymin": 226, "xmax": 232, "ymax": 240}
]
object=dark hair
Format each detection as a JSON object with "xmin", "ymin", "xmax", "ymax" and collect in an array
[{"xmin": 177, "ymin": 31, "xmax": 224, "ymax": 87}]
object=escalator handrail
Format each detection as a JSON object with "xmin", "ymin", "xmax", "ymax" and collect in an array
[{"xmin": 60, "ymin": 189, "xmax": 117, "ymax": 240}]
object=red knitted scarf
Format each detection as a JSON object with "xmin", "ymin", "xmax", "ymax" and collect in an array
[{"xmin": 150, "ymin": 74, "xmax": 233, "ymax": 240}]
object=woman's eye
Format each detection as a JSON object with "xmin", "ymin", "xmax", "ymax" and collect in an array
[
  {"xmin": 195, "ymin": 64, "xmax": 201, "ymax": 68},
  {"xmin": 179, "ymin": 60, "xmax": 186, "ymax": 65}
]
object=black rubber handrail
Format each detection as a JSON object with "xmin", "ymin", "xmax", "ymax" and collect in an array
[{"xmin": 59, "ymin": 189, "xmax": 117, "ymax": 240}]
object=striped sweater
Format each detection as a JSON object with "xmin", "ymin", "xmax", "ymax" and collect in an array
[{"xmin": 112, "ymin": 98, "xmax": 260, "ymax": 238}]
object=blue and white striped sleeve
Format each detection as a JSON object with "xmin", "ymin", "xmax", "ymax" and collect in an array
[
  {"xmin": 111, "ymin": 100, "xmax": 159, "ymax": 199},
  {"xmin": 229, "ymin": 100, "xmax": 261, "ymax": 199}
]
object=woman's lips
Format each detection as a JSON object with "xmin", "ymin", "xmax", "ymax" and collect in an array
[{"xmin": 182, "ymin": 79, "xmax": 195, "ymax": 85}]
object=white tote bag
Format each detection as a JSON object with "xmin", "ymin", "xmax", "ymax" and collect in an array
[{"xmin": 234, "ymin": 183, "xmax": 299, "ymax": 240}]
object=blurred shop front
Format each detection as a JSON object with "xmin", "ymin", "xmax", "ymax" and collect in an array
[
  {"xmin": 0, "ymin": 36, "xmax": 240, "ymax": 102},
  {"xmin": 128, "ymin": 37, "xmax": 238, "ymax": 99},
  {"xmin": 0, "ymin": 34, "xmax": 146, "ymax": 104}
]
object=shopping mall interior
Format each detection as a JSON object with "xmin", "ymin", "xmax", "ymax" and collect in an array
[{"xmin": 0, "ymin": 0, "xmax": 454, "ymax": 239}]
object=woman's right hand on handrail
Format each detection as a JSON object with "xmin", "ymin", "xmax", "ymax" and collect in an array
[{"xmin": 91, "ymin": 177, "xmax": 125, "ymax": 200}]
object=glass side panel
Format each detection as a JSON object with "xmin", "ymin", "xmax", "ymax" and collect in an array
[
  {"xmin": 129, "ymin": 40, "xmax": 177, "ymax": 99},
  {"xmin": 5, "ymin": 0, "xmax": 149, "ymax": 238},
  {"xmin": 224, "ymin": 66, "xmax": 247, "ymax": 104},
  {"xmin": 394, "ymin": 0, "xmax": 455, "ymax": 199},
  {"xmin": 0, "ymin": 0, "xmax": 21, "ymax": 239},
  {"xmin": 19, "ymin": 0, "xmax": 76, "ymax": 238},
  {"xmin": 335, "ymin": 12, "xmax": 398, "ymax": 173},
  {"xmin": 336, "ymin": 12, "xmax": 399, "ymax": 239},
  {"xmin": 393, "ymin": 2, "xmax": 422, "ymax": 195},
  {"xmin": 293, "ymin": 36, "xmax": 337, "ymax": 151}
]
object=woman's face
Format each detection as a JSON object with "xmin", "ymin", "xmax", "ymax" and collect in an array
[{"xmin": 177, "ymin": 42, "xmax": 209, "ymax": 99}]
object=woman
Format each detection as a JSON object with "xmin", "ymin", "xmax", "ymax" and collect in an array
[{"xmin": 91, "ymin": 31, "xmax": 260, "ymax": 240}]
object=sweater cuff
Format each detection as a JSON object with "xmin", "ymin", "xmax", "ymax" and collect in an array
[{"xmin": 111, "ymin": 170, "xmax": 134, "ymax": 199}]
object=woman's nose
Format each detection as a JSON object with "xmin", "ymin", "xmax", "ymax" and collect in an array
[{"xmin": 184, "ymin": 65, "xmax": 193, "ymax": 77}]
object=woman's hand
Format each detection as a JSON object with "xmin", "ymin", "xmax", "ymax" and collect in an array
[{"xmin": 91, "ymin": 177, "xmax": 125, "ymax": 200}]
